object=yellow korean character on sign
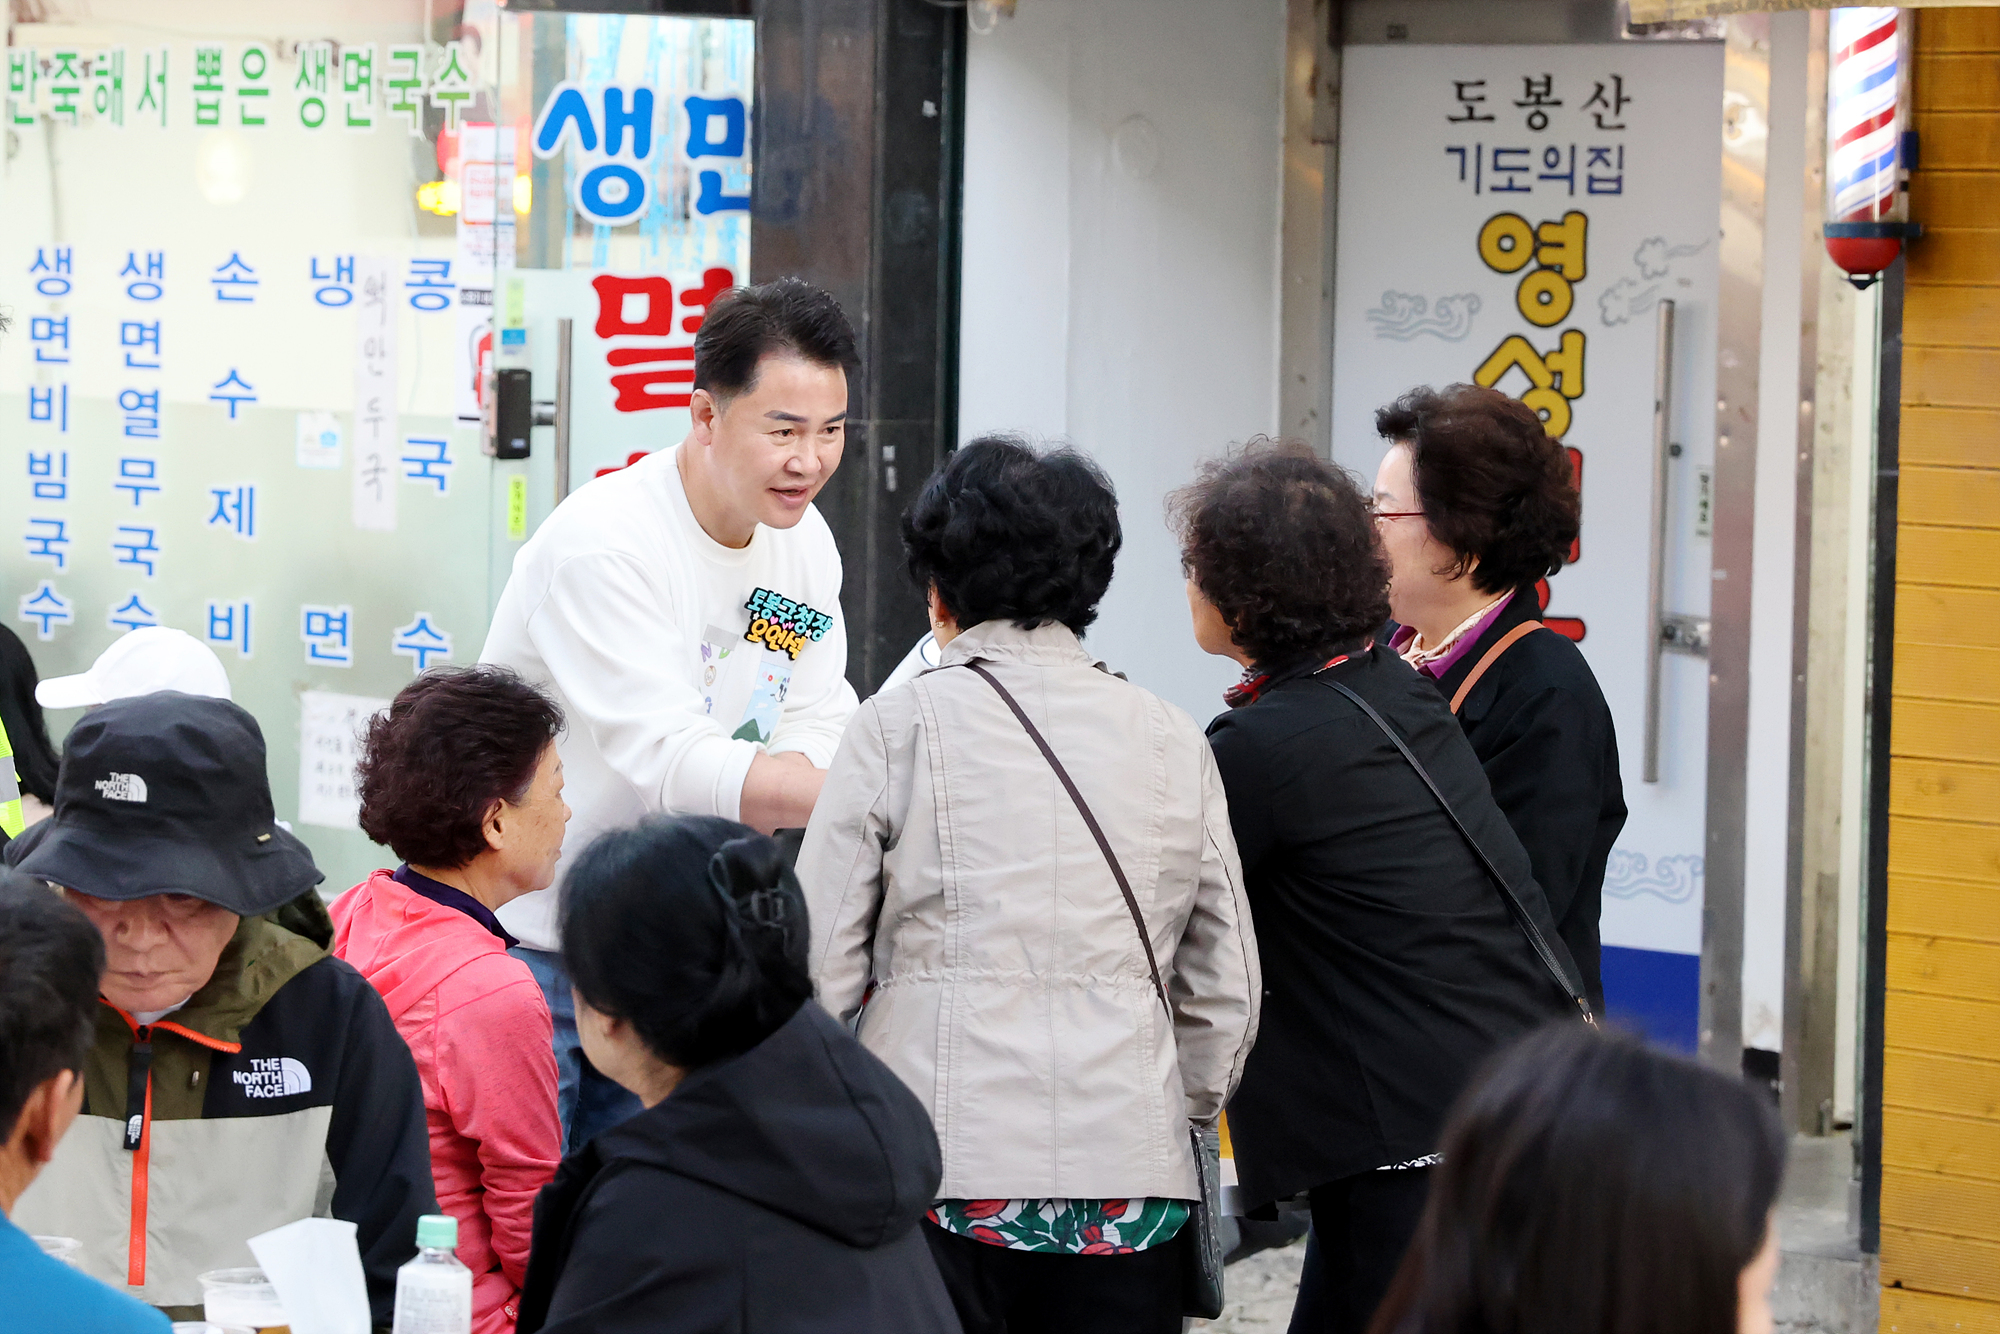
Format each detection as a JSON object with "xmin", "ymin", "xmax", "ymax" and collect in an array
[
  {"xmin": 1474, "ymin": 330, "xmax": 1587, "ymax": 439},
  {"xmin": 1478, "ymin": 210, "xmax": 1589, "ymax": 327}
]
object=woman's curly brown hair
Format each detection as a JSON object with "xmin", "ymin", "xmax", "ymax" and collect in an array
[
  {"xmin": 1169, "ymin": 439, "xmax": 1391, "ymax": 670},
  {"xmin": 1374, "ymin": 383, "xmax": 1581, "ymax": 594},
  {"xmin": 356, "ymin": 665, "xmax": 564, "ymax": 870}
]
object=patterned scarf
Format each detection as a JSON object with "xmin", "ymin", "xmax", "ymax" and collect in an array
[{"xmin": 1224, "ymin": 646, "xmax": 1367, "ymax": 709}]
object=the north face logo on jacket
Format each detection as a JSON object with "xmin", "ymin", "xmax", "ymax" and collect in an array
[
  {"xmin": 232, "ymin": 1056, "xmax": 312, "ymax": 1098},
  {"xmin": 93, "ymin": 772, "xmax": 148, "ymax": 803}
]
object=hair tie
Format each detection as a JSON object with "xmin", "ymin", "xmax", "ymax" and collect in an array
[{"xmin": 706, "ymin": 837, "xmax": 793, "ymax": 935}]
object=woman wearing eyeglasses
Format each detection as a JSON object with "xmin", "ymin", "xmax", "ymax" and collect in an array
[{"xmin": 1370, "ymin": 383, "xmax": 1625, "ymax": 1013}]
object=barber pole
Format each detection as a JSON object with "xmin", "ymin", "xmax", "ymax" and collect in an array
[{"xmin": 1824, "ymin": 7, "xmax": 1914, "ymax": 287}]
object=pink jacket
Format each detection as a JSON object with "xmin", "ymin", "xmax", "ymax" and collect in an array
[{"xmin": 332, "ymin": 871, "xmax": 561, "ymax": 1334}]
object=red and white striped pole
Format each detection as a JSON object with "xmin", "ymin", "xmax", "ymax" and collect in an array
[{"xmin": 1824, "ymin": 7, "xmax": 1918, "ymax": 288}]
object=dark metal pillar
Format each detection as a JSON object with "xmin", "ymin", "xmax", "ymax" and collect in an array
[
  {"xmin": 1858, "ymin": 253, "xmax": 1904, "ymax": 1256},
  {"xmin": 753, "ymin": 0, "xmax": 964, "ymax": 694}
]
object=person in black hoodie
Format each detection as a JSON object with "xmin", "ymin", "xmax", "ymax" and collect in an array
[{"xmin": 516, "ymin": 816, "xmax": 960, "ymax": 1334}]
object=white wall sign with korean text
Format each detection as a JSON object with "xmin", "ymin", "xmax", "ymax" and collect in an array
[{"xmin": 1331, "ymin": 43, "xmax": 1725, "ymax": 1032}]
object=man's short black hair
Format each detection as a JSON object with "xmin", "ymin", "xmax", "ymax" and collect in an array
[
  {"xmin": 692, "ymin": 277, "xmax": 859, "ymax": 401},
  {"xmin": 0, "ymin": 870, "xmax": 104, "ymax": 1142},
  {"xmin": 902, "ymin": 435, "xmax": 1122, "ymax": 635}
]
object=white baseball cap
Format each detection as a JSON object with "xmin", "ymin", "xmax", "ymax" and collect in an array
[{"xmin": 36, "ymin": 626, "xmax": 234, "ymax": 709}]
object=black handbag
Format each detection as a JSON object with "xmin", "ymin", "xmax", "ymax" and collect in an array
[
  {"xmin": 1320, "ymin": 676, "xmax": 1597, "ymax": 1025},
  {"xmin": 963, "ymin": 661, "xmax": 1229, "ymax": 1319}
]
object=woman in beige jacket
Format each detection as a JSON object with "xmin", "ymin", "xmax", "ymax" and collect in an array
[{"xmin": 797, "ymin": 437, "xmax": 1261, "ymax": 1334}]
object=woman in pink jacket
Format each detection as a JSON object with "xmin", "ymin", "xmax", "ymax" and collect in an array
[{"xmin": 332, "ymin": 666, "xmax": 570, "ymax": 1334}]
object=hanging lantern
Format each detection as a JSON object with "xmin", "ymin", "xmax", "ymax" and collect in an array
[{"xmin": 1825, "ymin": 7, "xmax": 1920, "ymax": 289}]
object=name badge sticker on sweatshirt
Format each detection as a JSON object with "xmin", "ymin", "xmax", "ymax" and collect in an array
[
  {"xmin": 733, "ymin": 654, "xmax": 792, "ymax": 745},
  {"xmin": 743, "ymin": 588, "xmax": 834, "ymax": 661}
]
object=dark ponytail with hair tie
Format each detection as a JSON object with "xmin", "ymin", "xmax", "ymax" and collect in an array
[{"xmin": 562, "ymin": 817, "xmax": 814, "ymax": 1071}]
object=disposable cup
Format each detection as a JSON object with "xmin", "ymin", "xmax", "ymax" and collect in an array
[{"xmin": 197, "ymin": 1267, "xmax": 291, "ymax": 1333}]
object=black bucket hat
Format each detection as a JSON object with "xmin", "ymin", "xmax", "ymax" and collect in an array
[{"xmin": 17, "ymin": 691, "xmax": 323, "ymax": 916}]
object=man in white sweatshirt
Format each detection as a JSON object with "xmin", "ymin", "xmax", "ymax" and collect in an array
[{"xmin": 480, "ymin": 277, "xmax": 860, "ymax": 1146}]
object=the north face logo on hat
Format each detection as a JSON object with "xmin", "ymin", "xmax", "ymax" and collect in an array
[{"xmin": 93, "ymin": 773, "xmax": 148, "ymax": 803}]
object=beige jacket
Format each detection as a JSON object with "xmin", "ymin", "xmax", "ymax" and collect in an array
[{"xmin": 798, "ymin": 619, "xmax": 1260, "ymax": 1200}]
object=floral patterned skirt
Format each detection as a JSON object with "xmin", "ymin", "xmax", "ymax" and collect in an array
[{"xmin": 927, "ymin": 1198, "xmax": 1192, "ymax": 1254}]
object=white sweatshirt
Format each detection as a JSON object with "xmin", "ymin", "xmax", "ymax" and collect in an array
[{"xmin": 481, "ymin": 446, "xmax": 858, "ymax": 951}]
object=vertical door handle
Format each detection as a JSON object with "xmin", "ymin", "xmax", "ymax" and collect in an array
[
  {"xmin": 553, "ymin": 316, "xmax": 574, "ymax": 504},
  {"xmin": 1643, "ymin": 299, "xmax": 1676, "ymax": 784}
]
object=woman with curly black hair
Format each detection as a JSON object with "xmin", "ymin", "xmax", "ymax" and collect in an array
[
  {"xmin": 1172, "ymin": 440, "xmax": 1582, "ymax": 1334},
  {"xmin": 1371, "ymin": 383, "xmax": 1625, "ymax": 1013},
  {"xmin": 798, "ymin": 436, "xmax": 1260, "ymax": 1334}
]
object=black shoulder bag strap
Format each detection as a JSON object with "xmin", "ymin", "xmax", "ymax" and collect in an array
[
  {"xmin": 959, "ymin": 659, "xmax": 1227, "ymax": 1319},
  {"xmin": 961, "ymin": 661, "xmax": 1171, "ymax": 1017},
  {"xmin": 1321, "ymin": 677, "xmax": 1597, "ymax": 1026}
]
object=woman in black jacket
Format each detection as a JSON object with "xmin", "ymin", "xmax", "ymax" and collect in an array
[
  {"xmin": 1172, "ymin": 441, "xmax": 1584, "ymax": 1334},
  {"xmin": 1369, "ymin": 384, "xmax": 1626, "ymax": 1011},
  {"xmin": 516, "ymin": 816, "xmax": 960, "ymax": 1334}
]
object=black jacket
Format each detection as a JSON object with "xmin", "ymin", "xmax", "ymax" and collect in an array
[
  {"xmin": 14, "ymin": 906, "xmax": 433, "ymax": 1325},
  {"xmin": 517, "ymin": 1002, "xmax": 960, "ymax": 1334},
  {"xmin": 1206, "ymin": 646, "xmax": 1580, "ymax": 1208},
  {"xmin": 1426, "ymin": 591, "xmax": 1627, "ymax": 1011}
]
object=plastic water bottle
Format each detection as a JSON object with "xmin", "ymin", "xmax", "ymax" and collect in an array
[{"xmin": 392, "ymin": 1214, "xmax": 471, "ymax": 1334}]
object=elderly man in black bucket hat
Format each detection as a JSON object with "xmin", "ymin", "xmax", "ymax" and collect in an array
[{"xmin": 9, "ymin": 692, "xmax": 435, "ymax": 1324}]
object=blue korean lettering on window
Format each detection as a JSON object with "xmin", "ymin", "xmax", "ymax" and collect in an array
[
  {"xmin": 28, "ymin": 452, "xmax": 68, "ymax": 501},
  {"xmin": 210, "ymin": 369, "xmax": 257, "ymax": 418},
  {"xmin": 207, "ymin": 485, "xmax": 256, "ymax": 539},
  {"xmin": 112, "ymin": 526, "xmax": 160, "ymax": 578},
  {"xmin": 685, "ymin": 95, "xmax": 750, "ymax": 215},
  {"xmin": 391, "ymin": 614, "xmax": 454, "ymax": 672},
  {"xmin": 119, "ymin": 388, "xmax": 161, "ymax": 438},
  {"xmin": 116, "ymin": 457, "xmax": 161, "ymax": 506},
  {"xmin": 28, "ymin": 385, "xmax": 70, "ymax": 431},
  {"xmin": 108, "ymin": 593, "xmax": 160, "ymax": 632},
  {"xmin": 311, "ymin": 255, "xmax": 356, "ymax": 307},
  {"xmin": 302, "ymin": 605, "xmax": 354, "ymax": 666},
  {"xmin": 207, "ymin": 599, "xmax": 254, "ymax": 658},
  {"xmin": 29, "ymin": 247, "xmax": 71, "ymax": 297},
  {"xmin": 30, "ymin": 316, "xmax": 68, "ymax": 364},
  {"xmin": 25, "ymin": 518, "xmax": 69, "ymax": 569},
  {"xmin": 406, "ymin": 258, "xmax": 453, "ymax": 312},
  {"xmin": 18, "ymin": 582, "xmax": 73, "ymax": 641},
  {"xmin": 211, "ymin": 252, "xmax": 259, "ymax": 302},
  {"xmin": 122, "ymin": 321, "xmax": 162, "ymax": 370},
  {"xmin": 121, "ymin": 250, "xmax": 165, "ymax": 301},
  {"xmin": 402, "ymin": 437, "xmax": 452, "ymax": 493}
]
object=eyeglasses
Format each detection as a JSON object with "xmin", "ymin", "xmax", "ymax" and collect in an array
[{"xmin": 1367, "ymin": 502, "xmax": 1424, "ymax": 521}]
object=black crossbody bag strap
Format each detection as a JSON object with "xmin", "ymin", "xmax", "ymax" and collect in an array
[
  {"xmin": 958, "ymin": 659, "xmax": 1227, "ymax": 1319},
  {"xmin": 1321, "ymin": 678, "xmax": 1596, "ymax": 1026},
  {"xmin": 962, "ymin": 662, "xmax": 1172, "ymax": 1017}
]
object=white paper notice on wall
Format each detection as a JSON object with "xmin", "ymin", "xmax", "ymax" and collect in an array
[
  {"xmin": 298, "ymin": 690, "xmax": 390, "ymax": 829},
  {"xmin": 353, "ymin": 257, "xmax": 399, "ymax": 531},
  {"xmin": 297, "ymin": 410, "xmax": 344, "ymax": 469}
]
